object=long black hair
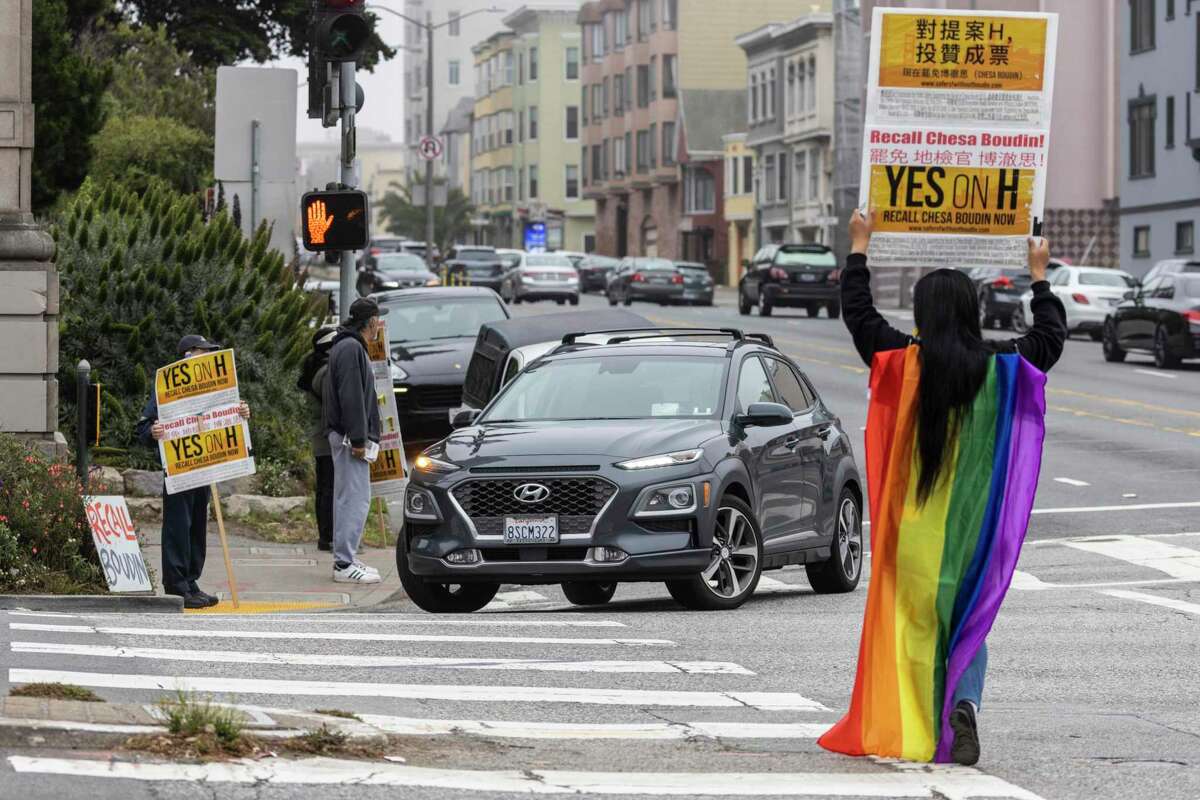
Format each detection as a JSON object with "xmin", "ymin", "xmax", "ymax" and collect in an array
[{"xmin": 911, "ymin": 269, "xmax": 997, "ymax": 505}]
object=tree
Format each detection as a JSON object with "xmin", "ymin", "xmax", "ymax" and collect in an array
[
  {"xmin": 84, "ymin": 23, "xmax": 216, "ymax": 135},
  {"xmin": 88, "ymin": 115, "xmax": 213, "ymax": 196},
  {"xmin": 30, "ymin": 0, "xmax": 113, "ymax": 211},
  {"xmin": 118, "ymin": 0, "xmax": 395, "ymax": 71},
  {"xmin": 378, "ymin": 181, "xmax": 477, "ymax": 258}
]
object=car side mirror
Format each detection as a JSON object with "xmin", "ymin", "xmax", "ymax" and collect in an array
[
  {"xmin": 735, "ymin": 402, "xmax": 793, "ymax": 428},
  {"xmin": 452, "ymin": 408, "xmax": 481, "ymax": 429},
  {"xmin": 1122, "ymin": 290, "xmax": 1136, "ymax": 301}
]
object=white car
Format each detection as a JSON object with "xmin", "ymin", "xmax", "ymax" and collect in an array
[
  {"xmin": 499, "ymin": 252, "xmax": 580, "ymax": 305},
  {"xmin": 1013, "ymin": 265, "xmax": 1136, "ymax": 340}
]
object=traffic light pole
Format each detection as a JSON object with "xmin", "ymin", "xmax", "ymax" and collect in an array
[
  {"xmin": 424, "ymin": 12, "xmax": 435, "ymax": 269},
  {"xmin": 339, "ymin": 60, "xmax": 357, "ymax": 319}
]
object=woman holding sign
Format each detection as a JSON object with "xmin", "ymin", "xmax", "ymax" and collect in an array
[{"xmin": 819, "ymin": 211, "xmax": 1065, "ymax": 765}]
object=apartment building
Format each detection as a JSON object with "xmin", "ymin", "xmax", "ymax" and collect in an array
[
  {"xmin": 722, "ymin": 132, "xmax": 756, "ymax": 286},
  {"xmin": 1120, "ymin": 0, "xmax": 1199, "ymax": 277},
  {"xmin": 401, "ymin": 0, "xmax": 527, "ymax": 186},
  {"xmin": 737, "ymin": 15, "xmax": 836, "ymax": 248},
  {"xmin": 578, "ymin": 0, "xmax": 819, "ymax": 269},
  {"xmin": 441, "ymin": 97, "xmax": 475, "ymax": 195},
  {"xmin": 469, "ymin": 5, "xmax": 594, "ymax": 250}
]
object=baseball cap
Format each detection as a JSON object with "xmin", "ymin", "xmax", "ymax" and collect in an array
[
  {"xmin": 347, "ymin": 296, "xmax": 389, "ymax": 322},
  {"xmin": 177, "ymin": 334, "xmax": 221, "ymax": 356}
]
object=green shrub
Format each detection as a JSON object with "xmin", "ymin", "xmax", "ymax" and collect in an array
[
  {"xmin": 54, "ymin": 179, "xmax": 323, "ymax": 479},
  {"xmin": 0, "ymin": 434, "xmax": 105, "ymax": 593}
]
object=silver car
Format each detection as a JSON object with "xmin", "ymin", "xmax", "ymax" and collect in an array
[{"xmin": 500, "ymin": 253, "xmax": 581, "ymax": 305}]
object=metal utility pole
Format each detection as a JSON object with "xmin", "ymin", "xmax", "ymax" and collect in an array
[
  {"xmin": 425, "ymin": 11, "xmax": 435, "ymax": 269},
  {"xmin": 339, "ymin": 60, "xmax": 358, "ymax": 319}
]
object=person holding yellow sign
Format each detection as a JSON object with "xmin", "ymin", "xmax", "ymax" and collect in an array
[{"xmin": 136, "ymin": 335, "xmax": 252, "ymax": 608}]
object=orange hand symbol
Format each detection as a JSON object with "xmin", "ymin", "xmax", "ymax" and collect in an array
[{"xmin": 307, "ymin": 200, "xmax": 335, "ymax": 245}]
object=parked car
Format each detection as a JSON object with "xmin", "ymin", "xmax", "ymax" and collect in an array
[
  {"xmin": 356, "ymin": 252, "xmax": 441, "ymax": 296},
  {"xmin": 968, "ymin": 266, "xmax": 1034, "ymax": 330},
  {"xmin": 373, "ymin": 287, "xmax": 511, "ymax": 449},
  {"xmin": 499, "ymin": 252, "xmax": 580, "ymax": 305},
  {"xmin": 558, "ymin": 251, "xmax": 589, "ymax": 269},
  {"xmin": 398, "ymin": 327, "xmax": 864, "ymax": 613},
  {"xmin": 458, "ymin": 310, "xmax": 652, "ymax": 415},
  {"xmin": 604, "ymin": 258, "xmax": 678, "ymax": 306},
  {"xmin": 357, "ymin": 236, "xmax": 407, "ymax": 269},
  {"xmin": 1140, "ymin": 258, "xmax": 1200, "ymax": 286},
  {"xmin": 399, "ymin": 241, "xmax": 441, "ymax": 264},
  {"xmin": 1103, "ymin": 273, "xmax": 1200, "ymax": 369},
  {"xmin": 578, "ymin": 255, "xmax": 622, "ymax": 293},
  {"xmin": 1012, "ymin": 266, "xmax": 1136, "ymax": 339},
  {"xmin": 737, "ymin": 244, "xmax": 840, "ymax": 318},
  {"xmin": 496, "ymin": 248, "xmax": 524, "ymax": 273},
  {"xmin": 444, "ymin": 246, "xmax": 507, "ymax": 290},
  {"xmin": 674, "ymin": 262, "xmax": 716, "ymax": 306}
]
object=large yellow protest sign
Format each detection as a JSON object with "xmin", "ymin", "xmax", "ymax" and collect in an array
[
  {"xmin": 162, "ymin": 423, "xmax": 251, "ymax": 479},
  {"xmin": 868, "ymin": 165, "xmax": 1034, "ymax": 236},
  {"xmin": 371, "ymin": 447, "xmax": 406, "ymax": 484},
  {"xmin": 878, "ymin": 14, "xmax": 1047, "ymax": 93},
  {"xmin": 155, "ymin": 349, "xmax": 239, "ymax": 418}
]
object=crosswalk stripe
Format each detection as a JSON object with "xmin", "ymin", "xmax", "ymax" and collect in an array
[
  {"xmin": 6, "ymin": 756, "xmax": 1047, "ymax": 798},
  {"xmin": 10, "ymin": 642, "xmax": 754, "ymax": 675},
  {"xmin": 356, "ymin": 714, "xmax": 830, "ymax": 740},
  {"xmin": 1059, "ymin": 535, "xmax": 1200, "ymax": 580},
  {"xmin": 1099, "ymin": 589, "xmax": 1200, "ymax": 616},
  {"xmin": 8, "ymin": 623, "xmax": 671, "ymax": 647},
  {"xmin": 7, "ymin": 669, "xmax": 831, "ymax": 712}
]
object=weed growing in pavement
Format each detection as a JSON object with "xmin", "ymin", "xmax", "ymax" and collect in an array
[
  {"xmin": 285, "ymin": 725, "xmax": 350, "ymax": 755},
  {"xmin": 314, "ymin": 708, "xmax": 362, "ymax": 721},
  {"xmin": 157, "ymin": 690, "xmax": 244, "ymax": 744},
  {"xmin": 9, "ymin": 682, "xmax": 105, "ymax": 702}
]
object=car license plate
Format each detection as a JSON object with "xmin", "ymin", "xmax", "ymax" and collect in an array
[
  {"xmin": 503, "ymin": 516, "xmax": 559, "ymax": 545},
  {"xmin": 799, "ymin": 273, "xmax": 817, "ymax": 282}
]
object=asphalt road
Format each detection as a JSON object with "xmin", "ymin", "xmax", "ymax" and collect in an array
[{"xmin": 2, "ymin": 290, "xmax": 1198, "ymax": 799}]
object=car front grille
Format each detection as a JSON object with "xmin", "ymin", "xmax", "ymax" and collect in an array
[
  {"xmin": 479, "ymin": 546, "xmax": 590, "ymax": 563},
  {"xmin": 415, "ymin": 385, "xmax": 463, "ymax": 410},
  {"xmin": 452, "ymin": 477, "xmax": 617, "ymax": 521}
]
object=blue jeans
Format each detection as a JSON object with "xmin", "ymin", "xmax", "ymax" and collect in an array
[{"xmin": 952, "ymin": 643, "xmax": 988, "ymax": 709}]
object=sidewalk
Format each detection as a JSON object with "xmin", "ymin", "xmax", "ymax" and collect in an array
[{"xmin": 138, "ymin": 517, "xmax": 402, "ymax": 615}]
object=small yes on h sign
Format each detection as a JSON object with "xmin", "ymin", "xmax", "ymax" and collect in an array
[{"xmin": 84, "ymin": 496, "xmax": 152, "ymax": 593}]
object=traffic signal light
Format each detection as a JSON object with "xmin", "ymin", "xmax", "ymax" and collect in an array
[
  {"xmin": 314, "ymin": 0, "xmax": 371, "ymax": 63},
  {"xmin": 301, "ymin": 190, "xmax": 370, "ymax": 252}
]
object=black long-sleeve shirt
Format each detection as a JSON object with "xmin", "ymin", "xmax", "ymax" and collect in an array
[{"xmin": 840, "ymin": 253, "xmax": 1068, "ymax": 374}]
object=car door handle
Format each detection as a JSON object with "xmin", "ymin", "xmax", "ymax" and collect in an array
[
  {"xmin": 813, "ymin": 425, "xmax": 833, "ymax": 438},
  {"xmin": 783, "ymin": 435, "xmax": 801, "ymax": 448}
]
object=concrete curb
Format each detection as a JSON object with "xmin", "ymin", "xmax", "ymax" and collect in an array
[{"xmin": 0, "ymin": 594, "xmax": 183, "ymax": 613}]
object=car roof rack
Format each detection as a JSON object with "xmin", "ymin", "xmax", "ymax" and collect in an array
[
  {"xmin": 561, "ymin": 327, "xmax": 745, "ymax": 345},
  {"xmin": 743, "ymin": 332, "xmax": 775, "ymax": 347}
]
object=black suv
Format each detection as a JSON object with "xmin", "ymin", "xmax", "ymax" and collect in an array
[
  {"xmin": 398, "ymin": 327, "xmax": 864, "ymax": 613},
  {"xmin": 738, "ymin": 244, "xmax": 841, "ymax": 318},
  {"xmin": 443, "ymin": 246, "xmax": 506, "ymax": 291}
]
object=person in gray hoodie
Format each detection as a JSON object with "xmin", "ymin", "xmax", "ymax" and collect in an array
[{"xmin": 322, "ymin": 297, "xmax": 387, "ymax": 583}]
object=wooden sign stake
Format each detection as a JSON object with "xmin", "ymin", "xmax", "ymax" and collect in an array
[{"xmin": 210, "ymin": 484, "xmax": 240, "ymax": 609}]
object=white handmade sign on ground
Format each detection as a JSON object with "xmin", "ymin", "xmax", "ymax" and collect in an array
[{"xmin": 83, "ymin": 496, "xmax": 152, "ymax": 593}]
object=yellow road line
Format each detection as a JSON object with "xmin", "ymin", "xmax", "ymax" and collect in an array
[
  {"xmin": 1047, "ymin": 388, "xmax": 1200, "ymax": 421},
  {"xmin": 184, "ymin": 601, "xmax": 343, "ymax": 616}
]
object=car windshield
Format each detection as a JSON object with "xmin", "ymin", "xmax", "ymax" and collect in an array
[
  {"xmin": 1078, "ymin": 271, "xmax": 1135, "ymax": 288},
  {"xmin": 526, "ymin": 255, "xmax": 573, "ymax": 267},
  {"xmin": 375, "ymin": 254, "xmax": 429, "ymax": 273},
  {"xmin": 774, "ymin": 249, "xmax": 836, "ymax": 268},
  {"xmin": 634, "ymin": 259, "xmax": 674, "ymax": 271},
  {"xmin": 456, "ymin": 250, "xmax": 496, "ymax": 262},
  {"xmin": 584, "ymin": 257, "xmax": 620, "ymax": 268},
  {"xmin": 483, "ymin": 355, "xmax": 726, "ymax": 422},
  {"xmin": 383, "ymin": 297, "xmax": 508, "ymax": 342},
  {"xmin": 678, "ymin": 265, "xmax": 708, "ymax": 275}
]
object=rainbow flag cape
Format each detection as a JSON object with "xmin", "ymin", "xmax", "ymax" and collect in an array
[{"xmin": 818, "ymin": 346, "xmax": 1047, "ymax": 763}]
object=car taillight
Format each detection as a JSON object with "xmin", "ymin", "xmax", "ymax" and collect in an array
[
  {"xmin": 1071, "ymin": 293, "xmax": 1090, "ymax": 305},
  {"xmin": 1184, "ymin": 310, "xmax": 1200, "ymax": 326},
  {"xmin": 521, "ymin": 270, "xmax": 537, "ymax": 278},
  {"xmin": 631, "ymin": 272, "xmax": 645, "ymax": 283},
  {"xmin": 370, "ymin": 247, "xmax": 381, "ymax": 255},
  {"xmin": 993, "ymin": 276, "xmax": 1014, "ymax": 289},
  {"xmin": 769, "ymin": 267, "xmax": 788, "ymax": 281},
  {"xmin": 671, "ymin": 273, "xmax": 684, "ymax": 284},
  {"xmin": 827, "ymin": 269, "xmax": 841, "ymax": 285}
]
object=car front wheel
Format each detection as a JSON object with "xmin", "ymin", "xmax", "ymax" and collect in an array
[
  {"xmin": 561, "ymin": 582, "xmax": 617, "ymax": 606},
  {"xmin": 806, "ymin": 487, "xmax": 863, "ymax": 593},
  {"xmin": 666, "ymin": 496, "xmax": 762, "ymax": 611},
  {"xmin": 397, "ymin": 542, "xmax": 499, "ymax": 613},
  {"xmin": 1154, "ymin": 325, "xmax": 1181, "ymax": 369},
  {"xmin": 1102, "ymin": 321, "xmax": 1126, "ymax": 362},
  {"xmin": 738, "ymin": 289, "xmax": 751, "ymax": 316}
]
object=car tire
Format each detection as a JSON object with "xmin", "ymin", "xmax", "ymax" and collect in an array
[
  {"xmin": 665, "ymin": 496, "xmax": 763, "ymax": 611},
  {"xmin": 758, "ymin": 293, "xmax": 773, "ymax": 318},
  {"xmin": 806, "ymin": 487, "xmax": 863, "ymax": 594},
  {"xmin": 623, "ymin": 294, "xmax": 633, "ymax": 306},
  {"xmin": 1088, "ymin": 330, "xmax": 1103, "ymax": 342},
  {"xmin": 1102, "ymin": 321, "xmax": 1126, "ymax": 362},
  {"xmin": 738, "ymin": 290, "xmax": 751, "ymax": 316},
  {"xmin": 561, "ymin": 582, "xmax": 617, "ymax": 606},
  {"xmin": 569, "ymin": 296, "xmax": 580, "ymax": 306},
  {"xmin": 1154, "ymin": 325, "xmax": 1181, "ymax": 369},
  {"xmin": 396, "ymin": 543, "xmax": 500, "ymax": 613},
  {"xmin": 607, "ymin": 291, "xmax": 618, "ymax": 307},
  {"xmin": 513, "ymin": 294, "xmax": 523, "ymax": 304},
  {"xmin": 806, "ymin": 303, "xmax": 819, "ymax": 318},
  {"xmin": 827, "ymin": 301, "xmax": 841, "ymax": 320}
]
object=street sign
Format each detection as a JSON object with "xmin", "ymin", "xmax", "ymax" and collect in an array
[
  {"xmin": 418, "ymin": 136, "xmax": 444, "ymax": 161},
  {"xmin": 301, "ymin": 189, "xmax": 370, "ymax": 251},
  {"xmin": 524, "ymin": 221, "xmax": 547, "ymax": 253}
]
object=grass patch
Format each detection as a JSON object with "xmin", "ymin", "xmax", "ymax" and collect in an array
[
  {"xmin": 314, "ymin": 708, "xmax": 362, "ymax": 721},
  {"xmin": 10, "ymin": 682, "xmax": 104, "ymax": 702},
  {"xmin": 158, "ymin": 691, "xmax": 244, "ymax": 744}
]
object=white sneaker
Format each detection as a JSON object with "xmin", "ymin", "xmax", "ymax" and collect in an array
[
  {"xmin": 353, "ymin": 560, "xmax": 380, "ymax": 576},
  {"xmin": 333, "ymin": 563, "xmax": 381, "ymax": 584}
]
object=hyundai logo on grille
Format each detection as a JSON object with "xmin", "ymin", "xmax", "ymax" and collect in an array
[{"xmin": 514, "ymin": 483, "xmax": 551, "ymax": 504}]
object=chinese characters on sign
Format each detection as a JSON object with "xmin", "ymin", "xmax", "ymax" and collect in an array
[{"xmin": 860, "ymin": 8, "xmax": 1058, "ymax": 268}]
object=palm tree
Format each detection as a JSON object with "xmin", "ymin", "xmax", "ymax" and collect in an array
[{"xmin": 377, "ymin": 179, "xmax": 476, "ymax": 258}]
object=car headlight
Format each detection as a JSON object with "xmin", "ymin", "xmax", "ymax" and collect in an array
[
  {"xmin": 390, "ymin": 362, "xmax": 408, "ymax": 381},
  {"xmin": 635, "ymin": 484, "xmax": 697, "ymax": 517},
  {"xmin": 616, "ymin": 449, "xmax": 704, "ymax": 470},
  {"xmin": 404, "ymin": 486, "xmax": 441, "ymax": 521},
  {"xmin": 413, "ymin": 454, "xmax": 459, "ymax": 475}
]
